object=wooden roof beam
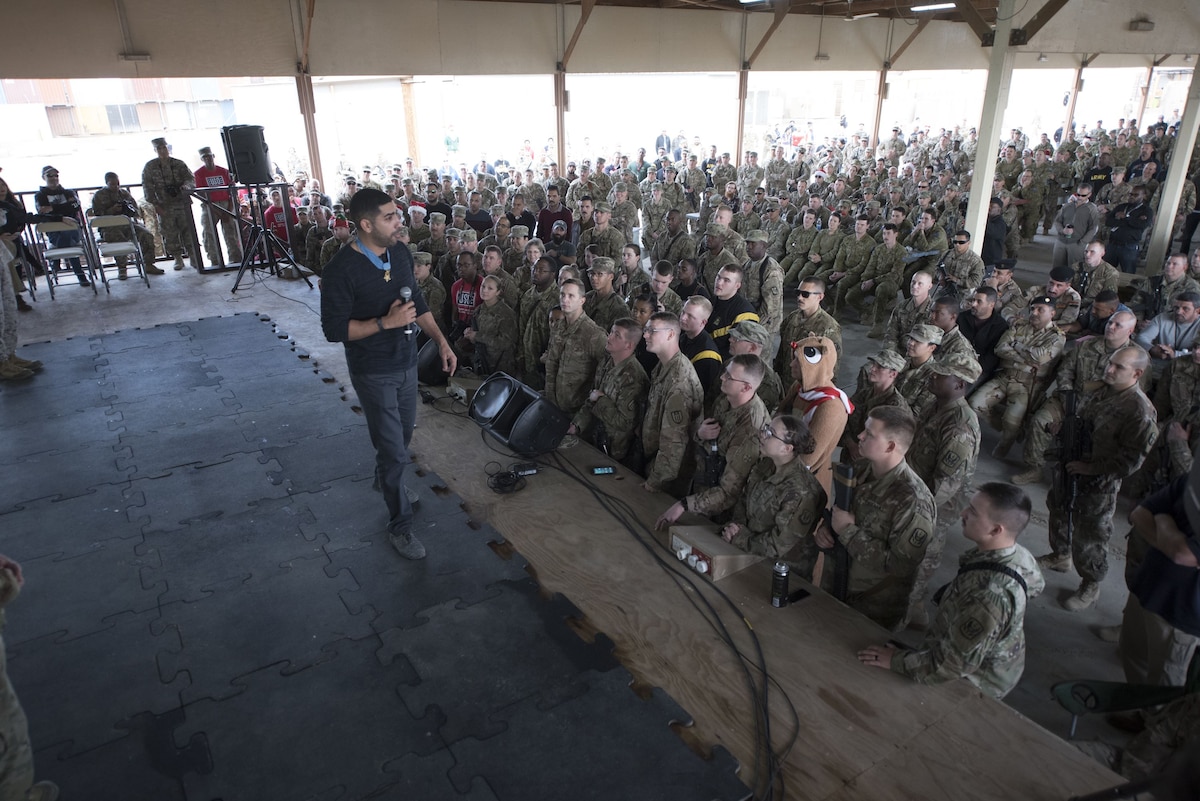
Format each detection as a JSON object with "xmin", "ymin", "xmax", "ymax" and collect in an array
[
  {"xmin": 1009, "ymin": 0, "xmax": 1069, "ymax": 45},
  {"xmin": 561, "ymin": 0, "xmax": 597, "ymax": 70},
  {"xmin": 954, "ymin": 0, "xmax": 993, "ymax": 45},
  {"xmin": 886, "ymin": 16, "xmax": 929, "ymax": 68},
  {"xmin": 746, "ymin": 1, "xmax": 792, "ymax": 69}
]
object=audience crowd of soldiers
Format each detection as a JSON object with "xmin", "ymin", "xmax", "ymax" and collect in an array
[{"xmin": 3, "ymin": 112, "xmax": 1200, "ymax": 793}]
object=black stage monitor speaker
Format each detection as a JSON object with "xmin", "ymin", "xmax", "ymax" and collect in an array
[
  {"xmin": 469, "ymin": 372, "xmax": 570, "ymax": 456},
  {"xmin": 417, "ymin": 336, "xmax": 451, "ymax": 386},
  {"xmin": 221, "ymin": 125, "xmax": 272, "ymax": 184}
]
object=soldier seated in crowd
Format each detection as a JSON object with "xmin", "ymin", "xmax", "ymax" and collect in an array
[
  {"xmin": 896, "ymin": 324, "xmax": 943, "ymax": 420},
  {"xmin": 776, "ymin": 277, "xmax": 843, "ymax": 379},
  {"xmin": 91, "ymin": 171, "xmax": 162, "ymax": 278},
  {"xmin": 718, "ymin": 414, "xmax": 828, "ymax": 581},
  {"xmin": 841, "ymin": 350, "xmax": 910, "ymax": 463},
  {"xmin": 455, "ymin": 274, "xmax": 518, "ymax": 376},
  {"xmin": 857, "ymin": 483, "xmax": 1045, "ymax": 699},
  {"xmin": 569, "ymin": 318, "xmax": 650, "ymax": 468},
  {"xmin": 958, "ymin": 286, "xmax": 1008, "ymax": 388},
  {"xmin": 972, "ymin": 295, "xmax": 1066, "ymax": 459},
  {"xmin": 814, "ymin": 405, "xmax": 937, "ymax": 632},
  {"xmin": 1062, "ymin": 290, "xmax": 1129, "ymax": 339}
]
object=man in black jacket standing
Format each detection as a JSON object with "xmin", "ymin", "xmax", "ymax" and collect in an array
[{"xmin": 1106, "ymin": 185, "xmax": 1154, "ymax": 274}]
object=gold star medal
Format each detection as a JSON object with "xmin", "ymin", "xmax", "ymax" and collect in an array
[{"xmin": 383, "ymin": 269, "xmax": 391, "ymax": 282}]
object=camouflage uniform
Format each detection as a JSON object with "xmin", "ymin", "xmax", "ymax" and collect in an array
[
  {"xmin": 90, "ymin": 186, "xmax": 157, "ymax": 268},
  {"xmin": 902, "ymin": 226, "xmax": 947, "ymax": 290},
  {"xmin": 699, "ymin": 248, "xmax": 741, "ymax": 292},
  {"xmin": 731, "ymin": 211, "xmax": 760, "ymax": 237},
  {"xmin": 577, "ymin": 224, "xmax": 626, "ymax": 262},
  {"xmin": 684, "ymin": 394, "xmax": 770, "ymax": 518},
  {"xmin": 897, "ymin": 358, "xmax": 939, "ymax": 421},
  {"xmin": 938, "ymin": 248, "xmax": 985, "ymax": 298},
  {"xmin": 760, "ymin": 217, "xmax": 790, "ymax": 262},
  {"xmin": 743, "ymin": 256, "xmax": 784, "ymax": 337},
  {"xmin": 842, "ymin": 242, "xmax": 907, "ymax": 327},
  {"xmin": 1072, "ymin": 260, "xmax": 1121, "ymax": 308},
  {"xmin": 544, "ymin": 312, "xmax": 607, "ymax": 415},
  {"xmin": 610, "ymin": 200, "xmax": 638, "ymax": 244},
  {"xmin": 0, "ymin": 566, "xmax": 40, "ymax": 801},
  {"xmin": 764, "ymin": 156, "xmax": 790, "ymax": 195},
  {"xmin": 803, "ymin": 228, "xmax": 847, "ymax": 285},
  {"xmin": 907, "ymin": 395, "xmax": 982, "ymax": 614},
  {"xmin": 828, "ymin": 233, "xmax": 877, "ymax": 312},
  {"xmin": 583, "ymin": 290, "xmax": 630, "ymax": 335},
  {"xmin": 775, "ymin": 308, "xmax": 843, "ymax": 377},
  {"xmin": 883, "ymin": 295, "xmax": 933, "ymax": 352},
  {"xmin": 970, "ymin": 320, "xmax": 1065, "ymax": 443},
  {"xmin": 141, "ymin": 155, "xmax": 200, "ymax": 265},
  {"xmin": 305, "ymin": 226, "xmax": 334, "ymax": 273},
  {"xmin": 642, "ymin": 351, "xmax": 705, "ymax": 496},
  {"xmin": 519, "ymin": 283, "xmax": 558, "ymax": 388},
  {"xmin": 1132, "ymin": 273, "xmax": 1200, "ymax": 320},
  {"xmin": 711, "ymin": 163, "xmax": 737, "ymax": 192},
  {"xmin": 891, "ymin": 543, "xmax": 1045, "ymax": 699},
  {"xmin": 729, "ymin": 455, "xmax": 827, "ymax": 580},
  {"xmin": 1046, "ymin": 383, "xmax": 1157, "ymax": 582},
  {"xmin": 756, "ymin": 365, "xmax": 784, "ymax": 413},
  {"xmin": 779, "ymin": 225, "xmax": 820, "ymax": 283},
  {"xmin": 649, "ymin": 230, "xmax": 696, "ymax": 269},
  {"xmin": 736, "ymin": 164, "xmax": 766, "ymax": 198},
  {"xmin": 572, "ymin": 354, "xmax": 650, "ymax": 460},
  {"xmin": 419, "ymin": 234, "xmax": 449, "ymax": 272},
  {"xmin": 418, "ymin": 273, "xmax": 448, "ymax": 334},
  {"xmin": 459, "ymin": 300, "xmax": 518, "ymax": 375},
  {"xmin": 319, "ymin": 236, "xmax": 348, "ymax": 272},
  {"xmin": 680, "ymin": 167, "xmax": 707, "ymax": 212},
  {"xmin": 488, "ymin": 269, "xmax": 522, "ymax": 311},
  {"xmin": 840, "ymin": 459, "xmax": 938, "ymax": 631},
  {"xmin": 1147, "ymin": 358, "xmax": 1200, "ymax": 484},
  {"xmin": 935, "ymin": 326, "xmax": 979, "ymax": 368},
  {"xmin": 640, "ymin": 198, "xmax": 671, "ymax": 253},
  {"xmin": 992, "ymin": 277, "xmax": 1025, "ymax": 320},
  {"xmin": 841, "ymin": 385, "xmax": 911, "ymax": 455}
]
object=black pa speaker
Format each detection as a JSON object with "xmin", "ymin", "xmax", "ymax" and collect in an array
[
  {"xmin": 417, "ymin": 336, "xmax": 451, "ymax": 386},
  {"xmin": 469, "ymin": 373, "xmax": 570, "ymax": 456},
  {"xmin": 221, "ymin": 125, "xmax": 272, "ymax": 184}
]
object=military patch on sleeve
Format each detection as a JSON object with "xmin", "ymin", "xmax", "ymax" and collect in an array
[
  {"xmin": 908, "ymin": 528, "xmax": 929, "ymax": 548},
  {"xmin": 958, "ymin": 617, "xmax": 985, "ymax": 641},
  {"xmin": 941, "ymin": 451, "xmax": 961, "ymax": 468},
  {"xmin": 671, "ymin": 410, "xmax": 684, "ymax": 425}
]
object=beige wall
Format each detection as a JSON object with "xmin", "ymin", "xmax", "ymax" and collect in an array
[{"xmin": 1, "ymin": 0, "xmax": 1196, "ymax": 79}]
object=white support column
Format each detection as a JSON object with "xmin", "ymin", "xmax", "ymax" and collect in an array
[
  {"xmin": 963, "ymin": 0, "xmax": 1017, "ymax": 253},
  {"xmin": 1144, "ymin": 65, "xmax": 1200, "ymax": 271}
]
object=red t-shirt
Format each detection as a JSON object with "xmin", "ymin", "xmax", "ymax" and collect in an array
[
  {"xmin": 450, "ymin": 276, "xmax": 483, "ymax": 323},
  {"xmin": 263, "ymin": 204, "xmax": 298, "ymax": 241},
  {"xmin": 194, "ymin": 165, "xmax": 233, "ymax": 203}
]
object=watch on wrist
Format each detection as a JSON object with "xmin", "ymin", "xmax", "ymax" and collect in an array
[{"xmin": 375, "ymin": 317, "xmax": 385, "ymax": 333}]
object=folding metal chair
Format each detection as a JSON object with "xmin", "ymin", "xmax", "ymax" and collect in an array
[
  {"xmin": 90, "ymin": 215, "xmax": 150, "ymax": 290},
  {"xmin": 34, "ymin": 219, "xmax": 97, "ymax": 296}
]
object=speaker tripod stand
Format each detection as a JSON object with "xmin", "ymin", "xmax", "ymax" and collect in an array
[{"xmin": 230, "ymin": 185, "xmax": 312, "ymax": 293}]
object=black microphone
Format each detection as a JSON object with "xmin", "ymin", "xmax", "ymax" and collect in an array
[{"xmin": 399, "ymin": 287, "xmax": 415, "ymax": 336}]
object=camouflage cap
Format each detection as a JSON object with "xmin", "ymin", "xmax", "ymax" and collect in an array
[
  {"xmin": 445, "ymin": 227, "xmax": 463, "ymax": 240},
  {"xmin": 428, "ymin": 212, "xmax": 446, "ymax": 224},
  {"xmin": 867, "ymin": 350, "xmax": 907, "ymax": 372},
  {"xmin": 460, "ymin": 229, "xmax": 478, "ymax": 242},
  {"xmin": 413, "ymin": 251, "xmax": 433, "ymax": 265},
  {"xmin": 613, "ymin": 182, "xmax": 627, "ymax": 192},
  {"xmin": 151, "ymin": 137, "xmax": 168, "ymax": 148},
  {"xmin": 705, "ymin": 223, "xmax": 728, "ymax": 237},
  {"xmin": 729, "ymin": 321, "xmax": 770, "ymax": 348},
  {"xmin": 451, "ymin": 204, "xmax": 467, "ymax": 216},
  {"xmin": 510, "ymin": 225, "xmax": 530, "ymax": 238},
  {"xmin": 651, "ymin": 181, "xmax": 665, "ymax": 190},
  {"xmin": 929, "ymin": 357, "xmax": 982, "ymax": 383},
  {"xmin": 745, "ymin": 229, "xmax": 769, "ymax": 243},
  {"xmin": 909, "ymin": 324, "xmax": 944, "ymax": 344},
  {"xmin": 589, "ymin": 256, "xmax": 616, "ymax": 274},
  {"xmin": 866, "ymin": 200, "xmax": 882, "ymax": 209},
  {"xmin": 490, "ymin": 204, "xmax": 505, "ymax": 215},
  {"xmin": 593, "ymin": 201, "xmax": 612, "ymax": 213},
  {"xmin": 764, "ymin": 201, "xmax": 780, "ymax": 212}
]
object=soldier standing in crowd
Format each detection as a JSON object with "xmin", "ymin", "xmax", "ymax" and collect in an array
[
  {"xmin": 640, "ymin": 312, "xmax": 705, "ymax": 497},
  {"xmin": 814, "ymin": 405, "xmax": 937, "ymax": 632},
  {"xmin": 519, "ymin": 257, "xmax": 560, "ymax": 389},
  {"xmin": 1039, "ymin": 347, "xmax": 1157, "ymax": 612},
  {"xmin": 858, "ymin": 483, "xmax": 1045, "ymax": 699},
  {"xmin": 544, "ymin": 278, "xmax": 607, "ymax": 416},
  {"xmin": 656, "ymin": 354, "xmax": 770, "ymax": 527},
  {"xmin": 194, "ymin": 145, "xmax": 243, "ymax": 267},
  {"xmin": 582, "ymin": 257, "xmax": 630, "ymax": 334},
  {"xmin": 141, "ymin": 137, "xmax": 201, "ymax": 271},
  {"xmin": 905, "ymin": 359, "xmax": 983, "ymax": 627}
]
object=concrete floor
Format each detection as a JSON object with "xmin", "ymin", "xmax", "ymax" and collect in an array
[{"xmin": 12, "ymin": 236, "xmax": 1142, "ymax": 759}]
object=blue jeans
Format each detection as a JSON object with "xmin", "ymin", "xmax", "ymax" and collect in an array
[
  {"xmin": 47, "ymin": 228, "xmax": 84, "ymax": 275},
  {"xmin": 350, "ymin": 365, "xmax": 418, "ymax": 535},
  {"xmin": 1109, "ymin": 242, "xmax": 1140, "ymax": 274}
]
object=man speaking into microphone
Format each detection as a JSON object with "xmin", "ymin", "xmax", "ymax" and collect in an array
[{"xmin": 321, "ymin": 189, "xmax": 457, "ymax": 560}]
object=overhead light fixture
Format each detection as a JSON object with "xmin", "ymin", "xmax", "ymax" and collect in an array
[
  {"xmin": 912, "ymin": 3, "xmax": 955, "ymax": 11},
  {"xmin": 119, "ymin": 53, "xmax": 152, "ymax": 62},
  {"xmin": 1038, "ymin": 53, "xmax": 1048, "ymax": 62},
  {"xmin": 1128, "ymin": 17, "xmax": 1155, "ymax": 32},
  {"xmin": 815, "ymin": 53, "xmax": 831, "ymax": 61}
]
